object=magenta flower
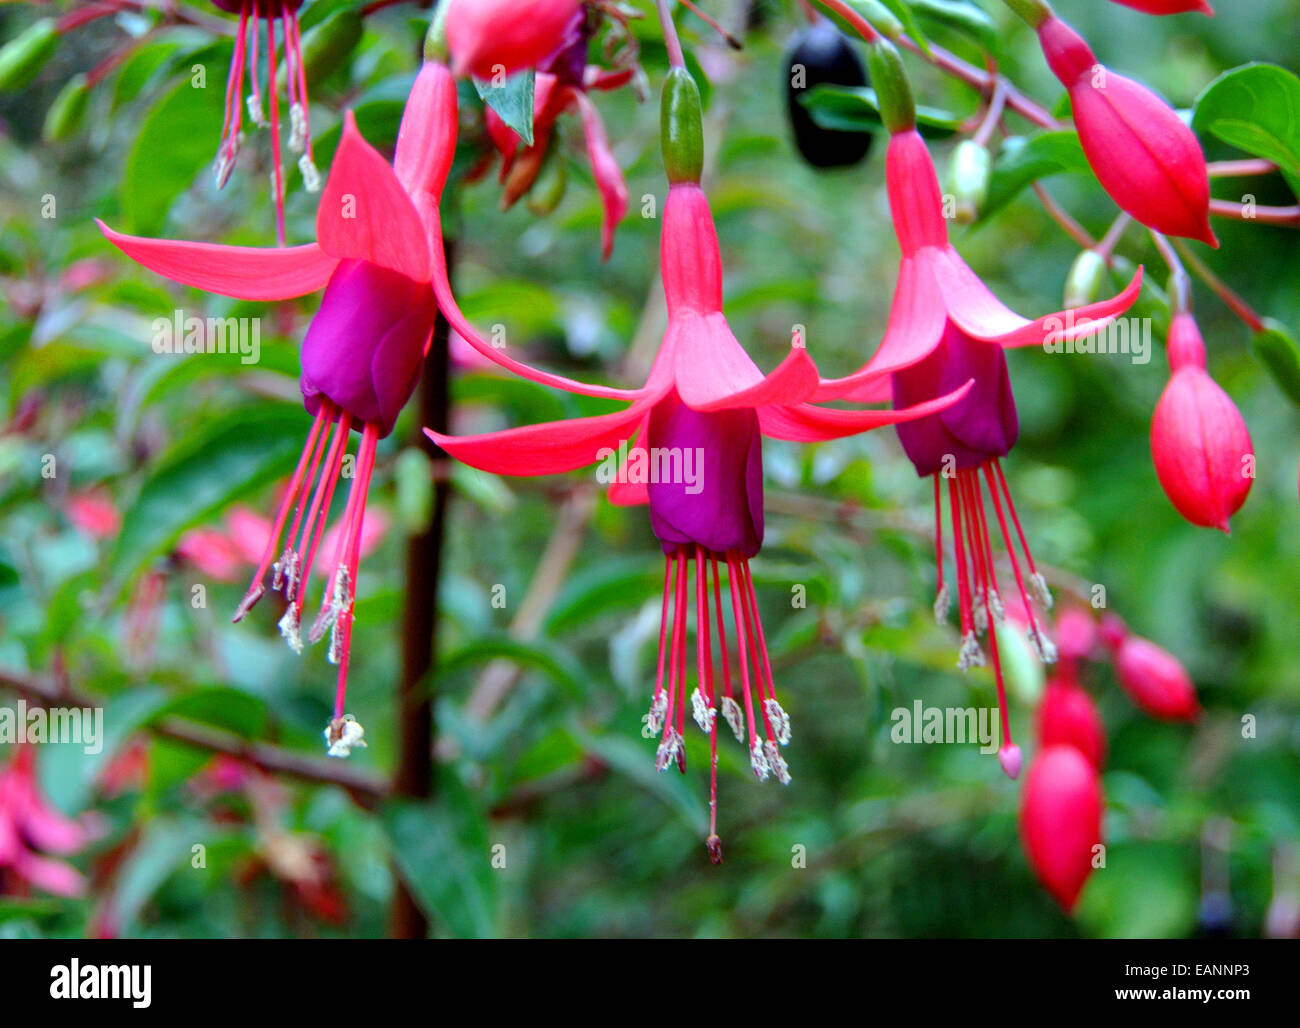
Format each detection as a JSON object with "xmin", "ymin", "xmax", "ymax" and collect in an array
[
  {"xmin": 0, "ymin": 747, "xmax": 90, "ymax": 898},
  {"xmin": 210, "ymin": 1, "xmax": 318, "ymax": 243},
  {"xmin": 99, "ymin": 61, "xmax": 626, "ymax": 753},
  {"xmin": 428, "ymin": 170, "xmax": 972, "ymax": 857},
  {"xmin": 813, "ymin": 127, "xmax": 1143, "ymax": 777}
]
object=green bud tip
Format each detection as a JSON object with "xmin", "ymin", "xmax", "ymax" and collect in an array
[
  {"xmin": 865, "ymin": 39, "xmax": 915, "ymax": 134},
  {"xmin": 661, "ymin": 67, "xmax": 704, "ymax": 185}
]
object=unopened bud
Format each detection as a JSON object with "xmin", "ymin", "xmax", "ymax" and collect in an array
[
  {"xmin": 661, "ymin": 67, "xmax": 704, "ymax": 185},
  {"xmin": 0, "ymin": 17, "xmax": 59, "ymax": 93},
  {"xmin": 1064, "ymin": 249, "xmax": 1108, "ymax": 308},
  {"xmin": 944, "ymin": 140, "xmax": 991, "ymax": 224}
]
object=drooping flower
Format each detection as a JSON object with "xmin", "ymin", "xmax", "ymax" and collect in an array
[
  {"xmin": 1151, "ymin": 312, "xmax": 1254, "ymax": 531},
  {"xmin": 1036, "ymin": 663, "xmax": 1107, "ymax": 769},
  {"xmin": 209, "ymin": 1, "xmax": 320, "ymax": 243},
  {"xmin": 815, "ymin": 123, "xmax": 1142, "ymax": 778},
  {"xmin": 0, "ymin": 746, "xmax": 91, "ymax": 897},
  {"xmin": 482, "ymin": 37, "xmax": 632, "ymax": 259},
  {"xmin": 428, "ymin": 68, "xmax": 972, "ymax": 860},
  {"xmin": 443, "ymin": 0, "xmax": 585, "ymax": 81},
  {"xmin": 1020, "ymin": 744, "xmax": 1104, "ymax": 911},
  {"xmin": 1036, "ymin": 14, "xmax": 1216, "ymax": 246},
  {"xmin": 100, "ymin": 60, "xmax": 628, "ymax": 755},
  {"xmin": 1109, "ymin": 0, "xmax": 1213, "ymax": 14},
  {"xmin": 1100, "ymin": 614, "xmax": 1200, "ymax": 721}
]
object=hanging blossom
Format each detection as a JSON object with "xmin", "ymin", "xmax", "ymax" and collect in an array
[
  {"xmin": 98, "ymin": 57, "xmax": 633, "ymax": 756},
  {"xmin": 0, "ymin": 746, "xmax": 91, "ymax": 897},
  {"xmin": 443, "ymin": 0, "xmax": 585, "ymax": 80},
  {"xmin": 210, "ymin": 1, "xmax": 321, "ymax": 243},
  {"xmin": 804, "ymin": 38, "xmax": 1143, "ymax": 778},
  {"xmin": 480, "ymin": 32, "xmax": 633, "ymax": 260},
  {"xmin": 428, "ymin": 67, "xmax": 972, "ymax": 860}
]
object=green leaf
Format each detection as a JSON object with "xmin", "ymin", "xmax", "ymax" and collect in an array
[
  {"xmin": 121, "ymin": 51, "xmax": 229, "ymax": 234},
  {"xmin": 801, "ymin": 84, "xmax": 963, "ymax": 138},
  {"xmin": 1194, "ymin": 63, "xmax": 1300, "ymax": 195},
  {"xmin": 908, "ymin": 0, "xmax": 999, "ymax": 54},
  {"xmin": 573, "ymin": 727, "xmax": 709, "ymax": 835},
  {"xmin": 978, "ymin": 131, "xmax": 1089, "ymax": 224},
  {"xmin": 109, "ymin": 404, "xmax": 305, "ymax": 588},
  {"xmin": 474, "ymin": 71, "xmax": 536, "ymax": 147},
  {"xmin": 1251, "ymin": 318, "xmax": 1300, "ymax": 408},
  {"xmin": 383, "ymin": 794, "xmax": 499, "ymax": 938}
]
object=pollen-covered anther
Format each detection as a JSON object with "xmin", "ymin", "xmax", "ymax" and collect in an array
[
  {"xmin": 749, "ymin": 739, "xmax": 771, "ymax": 782},
  {"xmin": 311, "ymin": 566, "xmax": 351, "ymax": 646},
  {"xmin": 763, "ymin": 698, "xmax": 791, "ymax": 746},
  {"xmin": 988, "ymin": 590, "xmax": 1006, "ymax": 625},
  {"xmin": 1029, "ymin": 625, "xmax": 1058, "ymax": 665},
  {"xmin": 246, "ymin": 93, "xmax": 267, "ymax": 128},
  {"xmin": 214, "ymin": 143, "xmax": 239, "ymax": 189},
  {"xmin": 764, "ymin": 740, "xmax": 791, "ymax": 785},
  {"xmin": 706, "ymin": 834, "xmax": 724, "ymax": 865},
  {"xmin": 324, "ymin": 714, "xmax": 366, "ymax": 759},
  {"xmin": 646, "ymin": 691, "xmax": 667, "ymax": 735},
  {"xmin": 973, "ymin": 594, "xmax": 989, "ymax": 635},
  {"xmin": 278, "ymin": 604, "xmax": 303, "ymax": 654},
  {"xmin": 691, "ymin": 688, "xmax": 716, "ymax": 733},
  {"xmin": 721, "ymin": 696, "xmax": 745, "ymax": 744},
  {"xmin": 289, "ymin": 102, "xmax": 307, "ymax": 153},
  {"xmin": 272, "ymin": 547, "xmax": 299, "ymax": 596},
  {"xmin": 1030, "ymin": 572, "xmax": 1053, "ymax": 611},
  {"xmin": 958, "ymin": 631, "xmax": 985, "ymax": 671},
  {"xmin": 232, "ymin": 582, "xmax": 264, "ymax": 623},
  {"xmin": 655, "ymin": 729, "xmax": 684, "ymax": 773},
  {"xmin": 299, "ymin": 154, "xmax": 321, "ymax": 193},
  {"xmin": 933, "ymin": 584, "xmax": 951, "ymax": 624}
]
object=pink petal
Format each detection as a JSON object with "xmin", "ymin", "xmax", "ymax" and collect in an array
[
  {"xmin": 570, "ymin": 88, "xmax": 627, "ymax": 262},
  {"xmin": 935, "ymin": 248, "xmax": 1144, "ymax": 348},
  {"xmin": 15, "ymin": 850, "xmax": 86, "ymax": 898},
  {"xmin": 425, "ymin": 208, "xmax": 647, "ymax": 401},
  {"xmin": 426, "ymin": 392, "xmax": 664, "ymax": 477},
  {"xmin": 671, "ymin": 314, "xmax": 819, "ymax": 411},
  {"xmin": 758, "ymin": 378, "xmax": 975, "ymax": 442},
  {"xmin": 393, "ymin": 62, "xmax": 459, "ymax": 216},
  {"xmin": 97, "ymin": 221, "xmax": 336, "ymax": 300},
  {"xmin": 812, "ymin": 257, "xmax": 947, "ymax": 401},
  {"xmin": 607, "ymin": 416, "xmax": 650, "ymax": 506},
  {"xmin": 316, "ymin": 112, "xmax": 432, "ymax": 283}
]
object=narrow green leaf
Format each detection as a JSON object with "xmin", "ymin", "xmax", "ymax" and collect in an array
[{"xmin": 474, "ymin": 71, "xmax": 536, "ymax": 147}]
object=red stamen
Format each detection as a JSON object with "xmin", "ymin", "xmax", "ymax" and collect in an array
[{"xmin": 265, "ymin": 14, "xmax": 285, "ymax": 245}]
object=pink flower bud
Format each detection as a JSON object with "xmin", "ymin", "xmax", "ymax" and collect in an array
[
  {"xmin": 1109, "ymin": 0, "xmax": 1213, "ymax": 14},
  {"xmin": 1021, "ymin": 745, "xmax": 1104, "ymax": 911},
  {"xmin": 1101, "ymin": 616, "xmax": 1200, "ymax": 721},
  {"xmin": 1055, "ymin": 607, "xmax": 1098, "ymax": 662},
  {"xmin": 1037, "ymin": 669, "xmax": 1107, "ymax": 769},
  {"xmin": 1151, "ymin": 314, "xmax": 1254, "ymax": 532},
  {"xmin": 444, "ymin": 0, "xmax": 584, "ymax": 80},
  {"xmin": 1037, "ymin": 16, "xmax": 1216, "ymax": 246}
]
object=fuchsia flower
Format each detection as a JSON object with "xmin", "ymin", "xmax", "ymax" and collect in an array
[
  {"xmin": 1037, "ymin": 14, "xmax": 1216, "ymax": 246},
  {"xmin": 1151, "ymin": 313, "xmax": 1254, "ymax": 532},
  {"xmin": 429, "ymin": 69, "xmax": 972, "ymax": 860},
  {"xmin": 1100, "ymin": 614, "xmax": 1200, "ymax": 721},
  {"xmin": 210, "ymin": 1, "xmax": 318, "ymax": 243},
  {"xmin": 814, "ymin": 125, "xmax": 1142, "ymax": 778},
  {"xmin": 1020, "ymin": 744, "xmax": 1103, "ymax": 911},
  {"xmin": 1109, "ymin": 0, "xmax": 1213, "ymax": 14},
  {"xmin": 99, "ymin": 60, "xmax": 619, "ymax": 755},
  {"xmin": 444, "ymin": 0, "xmax": 585, "ymax": 81},
  {"xmin": 0, "ymin": 747, "xmax": 90, "ymax": 897},
  {"xmin": 1037, "ymin": 662, "xmax": 1107, "ymax": 770},
  {"xmin": 484, "ymin": 37, "xmax": 632, "ymax": 260}
]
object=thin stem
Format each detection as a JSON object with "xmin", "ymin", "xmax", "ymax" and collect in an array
[
  {"xmin": 655, "ymin": 0, "xmax": 686, "ymax": 67},
  {"xmin": 1095, "ymin": 213, "xmax": 1131, "ymax": 263},
  {"xmin": 1150, "ymin": 231, "xmax": 1192, "ymax": 315},
  {"xmin": 1209, "ymin": 198, "xmax": 1300, "ymax": 227},
  {"xmin": 899, "ymin": 37, "xmax": 1059, "ymax": 129},
  {"xmin": 972, "ymin": 78, "xmax": 1007, "ymax": 148},
  {"xmin": 1032, "ymin": 182, "xmax": 1095, "ymax": 249},
  {"xmin": 1209, "ymin": 158, "xmax": 1278, "ymax": 178},
  {"xmin": 1172, "ymin": 237, "xmax": 1266, "ymax": 333},
  {"xmin": 812, "ymin": 0, "xmax": 881, "ymax": 43}
]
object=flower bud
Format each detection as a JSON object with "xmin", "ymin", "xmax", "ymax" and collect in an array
[
  {"xmin": 1109, "ymin": 0, "xmax": 1213, "ymax": 14},
  {"xmin": 1101, "ymin": 615, "xmax": 1200, "ymax": 721},
  {"xmin": 1037, "ymin": 16, "xmax": 1215, "ymax": 246},
  {"xmin": 661, "ymin": 67, "xmax": 704, "ymax": 185},
  {"xmin": 444, "ymin": 0, "xmax": 583, "ymax": 81},
  {"xmin": 865, "ymin": 38, "xmax": 915, "ymax": 134},
  {"xmin": 0, "ymin": 17, "xmax": 59, "ymax": 93},
  {"xmin": 42, "ymin": 73, "xmax": 90, "ymax": 144},
  {"xmin": 1063, "ymin": 249, "xmax": 1108, "ymax": 309},
  {"xmin": 944, "ymin": 140, "xmax": 991, "ymax": 224},
  {"xmin": 1151, "ymin": 314, "xmax": 1253, "ymax": 532},
  {"xmin": 1037, "ymin": 669, "xmax": 1107, "ymax": 769},
  {"xmin": 1020, "ymin": 745, "xmax": 1104, "ymax": 911}
]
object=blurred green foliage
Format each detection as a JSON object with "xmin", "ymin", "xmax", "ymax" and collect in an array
[{"xmin": 0, "ymin": 0, "xmax": 1298, "ymax": 939}]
